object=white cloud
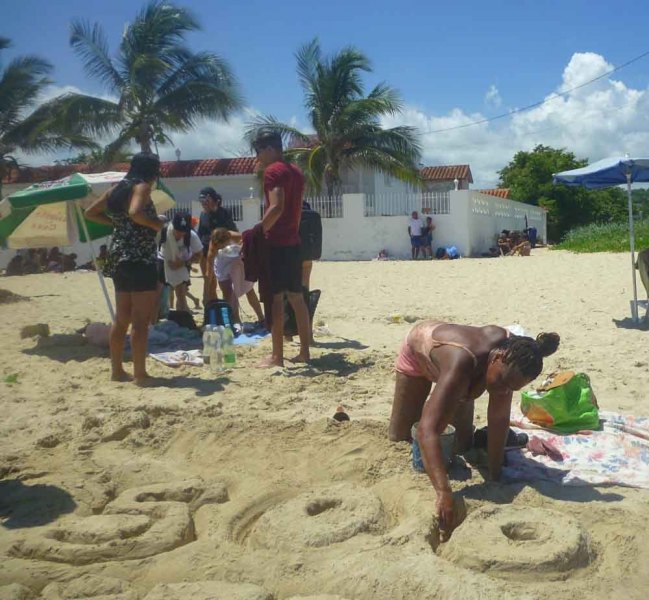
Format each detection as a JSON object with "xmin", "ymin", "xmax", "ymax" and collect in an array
[
  {"xmin": 382, "ymin": 51, "xmax": 649, "ymax": 188},
  {"xmin": 485, "ymin": 84, "xmax": 502, "ymax": 108}
]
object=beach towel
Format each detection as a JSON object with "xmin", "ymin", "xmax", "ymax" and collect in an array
[
  {"xmin": 150, "ymin": 349, "xmax": 203, "ymax": 367},
  {"xmin": 504, "ymin": 408, "xmax": 649, "ymax": 488}
]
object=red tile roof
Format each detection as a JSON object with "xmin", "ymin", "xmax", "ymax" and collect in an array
[
  {"xmin": 479, "ymin": 188, "xmax": 511, "ymax": 199},
  {"xmin": 420, "ymin": 164, "xmax": 473, "ymax": 183},
  {"xmin": 159, "ymin": 157, "xmax": 259, "ymax": 177},
  {"xmin": 4, "ymin": 157, "xmax": 259, "ymax": 184},
  {"xmin": 5, "ymin": 157, "xmax": 475, "ymax": 186}
]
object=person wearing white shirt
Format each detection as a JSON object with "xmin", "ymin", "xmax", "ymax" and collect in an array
[
  {"xmin": 159, "ymin": 213, "xmax": 203, "ymax": 312},
  {"xmin": 408, "ymin": 211, "xmax": 425, "ymax": 260}
]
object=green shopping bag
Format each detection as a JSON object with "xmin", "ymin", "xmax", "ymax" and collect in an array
[{"xmin": 520, "ymin": 372, "xmax": 600, "ymax": 433}]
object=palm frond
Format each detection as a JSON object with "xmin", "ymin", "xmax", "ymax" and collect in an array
[
  {"xmin": 156, "ymin": 51, "xmax": 239, "ymax": 98},
  {"xmin": 154, "ymin": 77, "xmax": 242, "ymax": 128},
  {"xmin": 0, "ymin": 55, "xmax": 52, "ymax": 133},
  {"xmin": 0, "ymin": 38, "xmax": 11, "ymax": 52},
  {"xmin": 295, "ymin": 38, "xmax": 321, "ymax": 94},
  {"xmin": 41, "ymin": 93, "xmax": 122, "ymax": 137},
  {"xmin": 70, "ymin": 20, "xmax": 123, "ymax": 93},
  {"xmin": 244, "ymin": 116, "xmax": 311, "ymax": 150}
]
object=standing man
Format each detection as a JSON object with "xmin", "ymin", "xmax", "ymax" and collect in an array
[
  {"xmin": 197, "ymin": 187, "xmax": 237, "ymax": 302},
  {"xmin": 408, "ymin": 210, "xmax": 425, "ymax": 260},
  {"xmin": 253, "ymin": 130, "xmax": 310, "ymax": 367}
]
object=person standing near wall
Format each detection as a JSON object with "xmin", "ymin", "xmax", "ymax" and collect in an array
[
  {"xmin": 422, "ymin": 216, "xmax": 436, "ymax": 259},
  {"xmin": 408, "ymin": 211, "xmax": 425, "ymax": 260},
  {"xmin": 253, "ymin": 129, "xmax": 311, "ymax": 367},
  {"xmin": 197, "ymin": 187, "xmax": 237, "ymax": 303}
]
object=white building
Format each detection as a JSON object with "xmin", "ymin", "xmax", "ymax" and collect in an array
[{"xmin": 1, "ymin": 159, "xmax": 544, "ymax": 266}]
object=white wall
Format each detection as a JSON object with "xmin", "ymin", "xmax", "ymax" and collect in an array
[
  {"xmin": 161, "ymin": 174, "xmax": 258, "ymax": 210},
  {"xmin": 0, "ymin": 188, "xmax": 547, "ymax": 269},
  {"xmin": 312, "ymin": 191, "xmax": 546, "ymax": 261}
]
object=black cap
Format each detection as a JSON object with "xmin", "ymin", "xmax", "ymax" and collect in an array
[
  {"xmin": 172, "ymin": 212, "xmax": 192, "ymax": 233},
  {"xmin": 252, "ymin": 129, "xmax": 283, "ymax": 152},
  {"xmin": 199, "ymin": 187, "xmax": 221, "ymax": 203}
]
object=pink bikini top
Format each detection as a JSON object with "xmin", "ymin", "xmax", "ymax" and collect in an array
[{"xmin": 405, "ymin": 322, "xmax": 478, "ymax": 381}]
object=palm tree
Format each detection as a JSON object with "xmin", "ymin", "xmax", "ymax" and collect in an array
[
  {"xmin": 246, "ymin": 38, "xmax": 422, "ymax": 195},
  {"xmin": 69, "ymin": 0, "xmax": 242, "ymax": 158},
  {"xmin": 0, "ymin": 38, "xmax": 98, "ymax": 195}
]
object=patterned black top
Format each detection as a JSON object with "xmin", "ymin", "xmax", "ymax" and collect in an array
[{"xmin": 106, "ymin": 183, "xmax": 158, "ymax": 265}]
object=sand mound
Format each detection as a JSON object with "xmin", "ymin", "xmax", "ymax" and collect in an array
[
  {"xmin": 246, "ymin": 484, "xmax": 384, "ymax": 550},
  {"xmin": 41, "ymin": 575, "xmax": 138, "ymax": 599},
  {"xmin": 10, "ymin": 479, "xmax": 228, "ymax": 565},
  {"xmin": 143, "ymin": 581, "xmax": 272, "ymax": 600},
  {"xmin": 0, "ymin": 584, "xmax": 35, "ymax": 599},
  {"xmin": 438, "ymin": 505, "xmax": 593, "ymax": 580}
]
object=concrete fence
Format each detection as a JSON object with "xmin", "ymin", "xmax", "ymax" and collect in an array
[
  {"xmin": 234, "ymin": 191, "xmax": 546, "ymax": 261},
  {"xmin": 0, "ymin": 189, "xmax": 546, "ymax": 268}
]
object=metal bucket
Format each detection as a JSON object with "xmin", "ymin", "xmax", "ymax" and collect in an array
[{"xmin": 411, "ymin": 422, "xmax": 456, "ymax": 472}]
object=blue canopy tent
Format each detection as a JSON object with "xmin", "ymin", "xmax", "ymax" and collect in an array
[{"xmin": 554, "ymin": 157, "xmax": 649, "ymax": 323}]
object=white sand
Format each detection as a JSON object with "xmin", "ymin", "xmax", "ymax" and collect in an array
[{"xmin": 0, "ymin": 249, "xmax": 648, "ymax": 599}]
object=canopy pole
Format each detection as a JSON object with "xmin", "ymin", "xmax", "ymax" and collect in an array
[
  {"xmin": 626, "ymin": 173, "xmax": 639, "ymax": 322},
  {"xmin": 75, "ymin": 201, "xmax": 115, "ymax": 322}
]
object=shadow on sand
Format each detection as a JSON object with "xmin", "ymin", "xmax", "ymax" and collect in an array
[
  {"xmin": 277, "ymin": 352, "xmax": 375, "ymax": 378},
  {"xmin": 0, "ymin": 480, "xmax": 77, "ymax": 529}
]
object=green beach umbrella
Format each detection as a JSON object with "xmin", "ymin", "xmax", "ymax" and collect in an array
[{"xmin": 0, "ymin": 172, "xmax": 175, "ymax": 319}]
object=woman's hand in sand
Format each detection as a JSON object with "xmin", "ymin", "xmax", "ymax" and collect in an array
[{"xmin": 436, "ymin": 490, "xmax": 454, "ymax": 540}]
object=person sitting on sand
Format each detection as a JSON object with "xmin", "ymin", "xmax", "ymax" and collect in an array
[
  {"xmin": 5, "ymin": 253, "xmax": 24, "ymax": 276},
  {"xmin": 388, "ymin": 321, "xmax": 559, "ymax": 537}
]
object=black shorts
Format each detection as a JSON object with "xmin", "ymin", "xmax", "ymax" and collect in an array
[
  {"xmin": 157, "ymin": 259, "xmax": 166, "ymax": 285},
  {"xmin": 269, "ymin": 245, "xmax": 302, "ymax": 295},
  {"xmin": 113, "ymin": 261, "xmax": 157, "ymax": 293}
]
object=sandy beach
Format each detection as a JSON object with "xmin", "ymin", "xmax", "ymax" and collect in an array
[{"xmin": 1, "ymin": 249, "xmax": 648, "ymax": 599}]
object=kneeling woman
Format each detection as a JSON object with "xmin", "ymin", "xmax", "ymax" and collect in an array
[{"xmin": 389, "ymin": 321, "xmax": 559, "ymax": 531}]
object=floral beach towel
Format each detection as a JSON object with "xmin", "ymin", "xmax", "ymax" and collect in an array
[{"xmin": 503, "ymin": 409, "xmax": 649, "ymax": 489}]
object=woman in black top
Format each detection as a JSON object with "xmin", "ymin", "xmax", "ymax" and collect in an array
[{"xmin": 86, "ymin": 153, "xmax": 163, "ymax": 386}]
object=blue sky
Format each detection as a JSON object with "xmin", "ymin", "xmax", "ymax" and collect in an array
[{"xmin": 5, "ymin": 0, "xmax": 649, "ymax": 186}]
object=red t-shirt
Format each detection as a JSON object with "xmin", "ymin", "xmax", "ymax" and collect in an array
[{"xmin": 263, "ymin": 161, "xmax": 304, "ymax": 247}]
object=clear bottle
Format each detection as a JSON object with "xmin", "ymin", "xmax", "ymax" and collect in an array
[
  {"xmin": 202, "ymin": 325, "xmax": 212, "ymax": 368},
  {"xmin": 212, "ymin": 326, "xmax": 225, "ymax": 373},
  {"xmin": 222, "ymin": 326, "xmax": 236, "ymax": 367}
]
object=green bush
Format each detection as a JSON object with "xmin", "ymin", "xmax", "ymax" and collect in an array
[{"xmin": 555, "ymin": 219, "xmax": 649, "ymax": 253}]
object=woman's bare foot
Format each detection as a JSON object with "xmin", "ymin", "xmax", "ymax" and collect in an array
[
  {"xmin": 257, "ymin": 355, "xmax": 283, "ymax": 368},
  {"xmin": 111, "ymin": 370, "xmax": 133, "ymax": 382}
]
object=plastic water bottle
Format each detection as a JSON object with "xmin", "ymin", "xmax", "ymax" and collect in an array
[
  {"xmin": 202, "ymin": 325, "xmax": 212, "ymax": 368},
  {"xmin": 222, "ymin": 326, "xmax": 236, "ymax": 367},
  {"xmin": 212, "ymin": 326, "xmax": 225, "ymax": 373},
  {"xmin": 220, "ymin": 304, "xmax": 232, "ymax": 328}
]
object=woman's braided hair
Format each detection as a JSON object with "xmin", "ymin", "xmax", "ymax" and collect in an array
[{"xmin": 498, "ymin": 332, "xmax": 560, "ymax": 379}]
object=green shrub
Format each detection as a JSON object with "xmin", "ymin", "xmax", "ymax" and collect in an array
[{"xmin": 555, "ymin": 219, "xmax": 649, "ymax": 253}]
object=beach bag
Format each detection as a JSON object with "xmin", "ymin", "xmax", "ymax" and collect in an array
[
  {"xmin": 203, "ymin": 298, "xmax": 236, "ymax": 331},
  {"xmin": 167, "ymin": 309, "xmax": 198, "ymax": 330},
  {"xmin": 520, "ymin": 371, "xmax": 599, "ymax": 433},
  {"xmin": 284, "ymin": 289, "xmax": 321, "ymax": 337},
  {"xmin": 299, "ymin": 209, "xmax": 323, "ymax": 261}
]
